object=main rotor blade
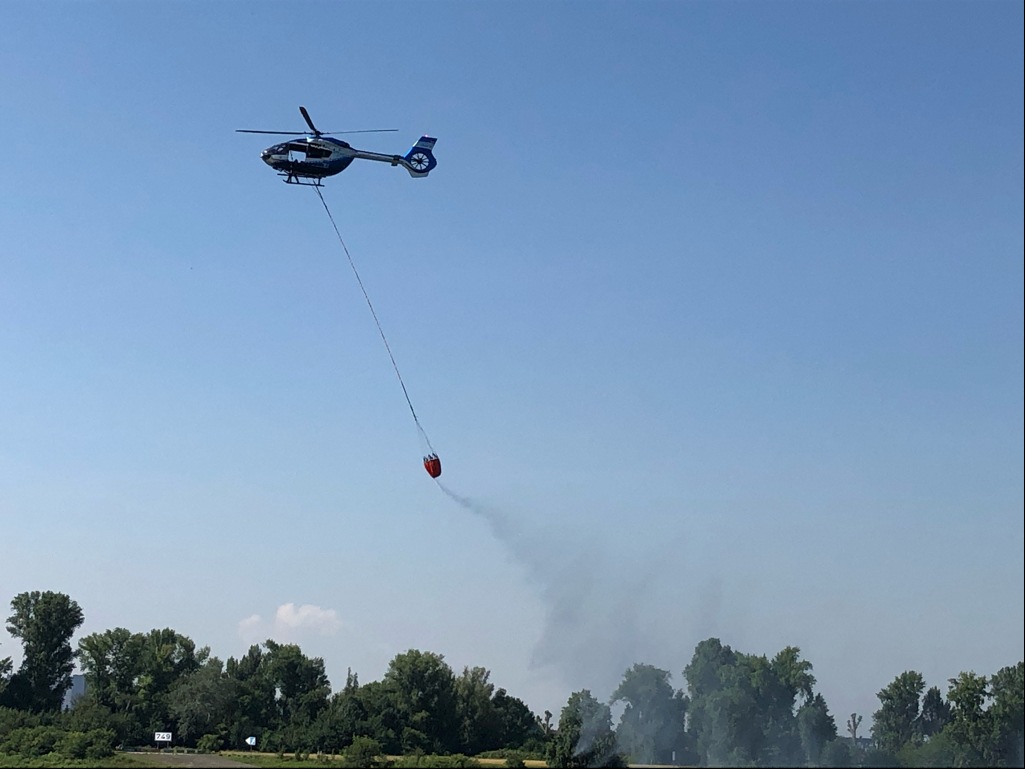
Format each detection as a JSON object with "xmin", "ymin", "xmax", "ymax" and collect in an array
[
  {"xmin": 235, "ymin": 125, "xmax": 400, "ymax": 136},
  {"xmin": 299, "ymin": 105, "xmax": 319, "ymax": 135},
  {"xmin": 325, "ymin": 128, "xmax": 399, "ymax": 135},
  {"xmin": 235, "ymin": 130, "xmax": 307, "ymax": 135}
]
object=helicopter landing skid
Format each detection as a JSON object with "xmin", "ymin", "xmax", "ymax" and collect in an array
[{"xmin": 279, "ymin": 173, "xmax": 324, "ymax": 187}]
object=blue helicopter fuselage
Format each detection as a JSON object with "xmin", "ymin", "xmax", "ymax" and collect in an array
[{"xmin": 261, "ymin": 137, "xmax": 356, "ymax": 179}]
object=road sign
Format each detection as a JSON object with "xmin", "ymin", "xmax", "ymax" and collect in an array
[
  {"xmin": 246, "ymin": 736, "xmax": 257, "ymax": 747},
  {"xmin": 155, "ymin": 732, "xmax": 172, "ymax": 743}
]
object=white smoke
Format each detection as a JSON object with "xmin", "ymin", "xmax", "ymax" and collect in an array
[{"xmin": 437, "ymin": 482, "xmax": 673, "ymax": 707}]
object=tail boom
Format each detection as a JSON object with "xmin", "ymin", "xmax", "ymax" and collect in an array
[{"xmin": 350, "ymin": 136, "xmax": 437, "ymax": 177}]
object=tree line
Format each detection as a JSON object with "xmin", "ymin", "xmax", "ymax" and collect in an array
[{"xmin": 1, "ymin": 590, "xmax": 1022, "ymax": 767}]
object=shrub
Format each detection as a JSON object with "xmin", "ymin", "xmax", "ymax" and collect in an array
[
  {"xmin": 391, "ymin": 755, "xmax": 480, "ymax": 768},
  {"xmin": 341, "ymin": 735, "xmax": 383, "ymax": 768},
  {"xmin": 0, "ymin": 725, "xmax": 63, "ymax": 757},
  {"xmin": 0, "ymin": 706, "xmax": 44, "ymax": 735},
  {"xmin": 81, "ymin": 728, "xmax": 116, "ymax": 759},
  {"xmin": 56, "ymin": 731, "xmax": 90, "ymax": 759},
  {"xmin": 198, "ymin": 733, "xmax": 224, "ymax": 753},
  {"xmin": 476, "ymin": 748, "xmax": 541, "ymax": 763}
]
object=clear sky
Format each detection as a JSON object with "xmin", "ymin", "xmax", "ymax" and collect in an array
[{"xmin": 2, "ymin": 0, "xmax": 1023, "ymax": 731}]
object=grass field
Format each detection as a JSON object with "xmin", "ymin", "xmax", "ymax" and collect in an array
[
  {"xmin": 0, "ymin": 753, "xmax": 159, "ymax": 768},
  {"xmin": 221, "ymin": 751, "xmax": 548, "ymax": 768}
]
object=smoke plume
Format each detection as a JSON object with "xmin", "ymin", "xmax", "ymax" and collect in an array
[{"xmin": 436, "ymin": 481, "xmax": 672, "ymax": 707}]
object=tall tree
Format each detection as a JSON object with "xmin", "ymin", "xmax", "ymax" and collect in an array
[
  {"xmin": 706, "ymin": 656, "xmax": 776, "ymax": 765},
  {"xmin": 548, "ymin": 689, "xmax": 622, "ymax": 768},
  {"xmin": 222, "ymin": 640, "xmax": 330, "ymax": 753},
  {"xmin": 312, "ymin": 669, "xmax": 369, "ymax": 753},
  {"xmin": 354, "ymin": 678, "xmax": 403, "ymax": 754},
  {"xmin": 76, "ymin": 627, "xmax": 148, "ymax": 744},
  {"xmin": 987, "ymin": 662, "xmax": 1024, "ymax": 768},
  {"xmin": 757, "ymin": 648, "xmax": 813, "ymax": 764},
  {"xmin": 262, "ymin": 639, "xmax": 331, "ymax": 728},
  {"xmin": 684, "ymin": 638, "xmax": 738, "ymax": 701},
  {"xmin": 77, "ymin": 628, "xmax": 145, "ymax": 713},
  {"xmin": 491, "ymin": 688, "xmax": 543, "ymax": 750},
  {"xmin": 454, "ymin": 665, "xmax": 499, "ymax": 755},
  {"xmin": 945, "ymin": 670, "xmax": 990, "ymax": 766},
  {"xmin": 135, "ymin": 628, "xmax": 205, "ymax": 735},
  {"xmin": 871, "ymin": 670, "xmax": 926, "ymax": 754},
  {"xmin": 682, "ymin": 637, "xmax": 738, "ymax": 762},
  {"xmin": 684, "ymin": 640, "xmax": 811, "ymax": 766},
  {"xmin": 4, "ymin": 591, "xmax": 84, "ymax": 711},
  {"xmin": 225, "ymin": 643, "xmax": 276, "ymax": 747},
  {"xmin": 771, "ymin": 646, "xmax": 816, "ymax": 707},
  {"xmin": 919, "ymin": 685, "xmax": 951, "ymax": 738},
  {"xmin": 381, "ymin": 649, "xmax": 458, "ymax": 754},
  {"xmin": 610, "ymin": 663, "xmax": 690, "ymax": 765},
  {"xmin": 167, "ymin": 657, "xmax": 238, "ymax": 747},
  {"xmin": 796, "ymin": 693, "xmax": 837, "ymax": 766}
]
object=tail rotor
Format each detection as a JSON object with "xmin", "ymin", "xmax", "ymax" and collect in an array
[{"xmin": 402, "ymin": 137, "xmax": 438, "ymax": 177}]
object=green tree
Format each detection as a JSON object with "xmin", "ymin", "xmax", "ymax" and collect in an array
[
  {"xmin": 230, "ymin": 640, "xmax": 332, "ymax": 752},
  {"xmin": 65, "ymin": 695, "xmax": 119, "ymax": 740},
  {"xmin": 76, "ymin": 627, "xmax": 148, "ymax": 744},
  {"xmin": 167, "ymin": 657, "xmax": 238, "ymax": 746},
  {"xmin": 454, "ymin": 665, "xmax": 499, "ymax": 755},
  {"xmin": 746, "ymin": 652, "xmax": 804, "ymax": 765},
  {"xmin": 610, "ymin": 663, "xmax": 690, "ymax": 765},
  {"xmin": 946, "ymin": 671, "xmax": 990, "ymax": 766},
  {"xmin": 547, "ymin": 689, "xmax": 622, "ymax": 768},
  {"xmin": 919, "ymin": 685, "xmax": 951, "ymax": 739},
  {"xmin": 225, "ymin": 644, "xmax": 276, "ymax": 747},
  {"xmin": 311, "ymin": 668, "xmax": 367, "ymax": 753},
  {"xmin": 772, "ymin": 646, "xmax": 816, "ymax": 707},
  {"xmin": 987, "ymin": 662, "xmax": 1024, "ymax": 767},
  {"xmin": 491, "ymin": 688, "xmax": 543, "ymax": 750},
  {"xmin": 355, "ymin": 678, "xmax": 403, "ymax": 753},
  {"xmin": 684, "ymin": 638, "xmax": 738, "ymax": 701},
  {"xmin": 797, "ymin": 693, "xmax": 837, "ymax": 766},
  {"xmin": 682, "ymin": 637, "xmax": 738, "ymax": 762},
  {"xmin": 702, "ymin": 659, "xmax": 768, "ymax": 765},
  {"xmin": 821, "ymin": 737, "xmax": 853, "ymax": 767},
  {"xmin": 77, "ymin": 628, "xmax": 145, "ymax": 713},
  {"xmin": 683, "ymin": 639, "xmax": 812, "ymax": 766},
  {"xmin": 897, "ymin": 728, "xmax": 957, "ymax": 768},
  {"xmin": 4, "ymin": 591, "xmax": 84, "ymax": 711},
  {"xmin": 263, "ymin": 639, "xmax": 330, "ymax": 728},
  {"xmin": 382, "ymin": 649, "xmax": 459, "ymax": 754},
  {"xmin": 139, "ymin": 628, "xmax": 204, "ymax": 695},
  {"xmin": 871, "ymin": 670, "xmax": 926, "ymax": 755},
  {"xmin": 135, "ymin": 628, "xmax": 204, "ymax": 737}
]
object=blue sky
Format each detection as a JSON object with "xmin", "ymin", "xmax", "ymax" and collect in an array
[{"xmin": 2, "ymin": 0, "xmax": 1022, "ymax": 731}]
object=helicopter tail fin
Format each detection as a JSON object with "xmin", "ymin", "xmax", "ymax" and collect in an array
[{"xmin": 402, "ymin": 136, "xmax": 438, "ymax": 177}]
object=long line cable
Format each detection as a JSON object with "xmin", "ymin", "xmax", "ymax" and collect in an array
[{"xmin": 314, "ymin": 185, "xmax": 435, "ymax": 454}]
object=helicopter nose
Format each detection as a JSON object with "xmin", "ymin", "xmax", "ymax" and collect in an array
[{"xmin": 260, "ymin": 149, "xmax": 274, "ymax": 165}]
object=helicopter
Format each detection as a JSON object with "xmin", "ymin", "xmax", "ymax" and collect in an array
[{"xmin": 237, "ymin": 106, "xmax": 437, "ymax": 186}]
